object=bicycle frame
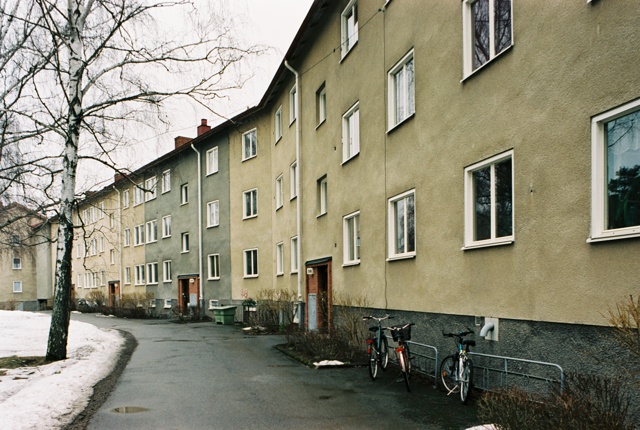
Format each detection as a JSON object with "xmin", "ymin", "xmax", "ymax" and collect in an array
[
  {"xmin": 441, "ymin": 329, "xmax": 475, "ymax": 403},
  {"xmin": 363, "ymin": 314, "xmax": 393, "ymax": 380}
]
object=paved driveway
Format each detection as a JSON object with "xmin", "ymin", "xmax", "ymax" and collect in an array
[{"xmin": 71, "ymin": 313, "xmax": 481, "ymax": 429}]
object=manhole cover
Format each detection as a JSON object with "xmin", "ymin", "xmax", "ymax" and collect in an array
[{"xmin": 112, "ymin": 406, "xmax": 150, "ymax": 414}]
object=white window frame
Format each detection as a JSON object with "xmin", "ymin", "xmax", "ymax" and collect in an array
[
  {"xmin": 276, "ymin": 242, "xmax": 284, "ymax": 276},
  {"xmin": 462, "ymin": 0, "xmax": 514, "ymax": 78},
  {"xmin": 180, "ymin": 183, "xmax": 189, "ymax": 205},
  {"xmin": 135, "ymin": 264, "xmax": 145, "ymax": 285},
  {"xmin": 243, "ymin": 189, "xmax": 258, "ymax": 219},
  {"xmin": 290, "ymin": 161, "xmax": 298, "ymax": 199},
  {"xmin": 123, "ymin": 228, "xmax": 131, "ymax": 247},
  {"xmin": 12, "ymin": 257, "xmax": 21, "ymax": 269},
  {"xmin": 206, "ymin": 147, "xmax": 219, "ymax": 175},
  {"xmin": 99, "ymin": 201, "xmax": 105, "ymax": 219},
  {"xmin": 388, "ymin": 189, "xmax": 416, "ymax": 259},
  {"xmin": 244, "ymin": 248, "xmax": 259, "ymax": 278},
  {"xmin": 134, "ymin": 224, "xmax": 144, "ymax": 246},
  {"xmin": 124, "ymin": 267, "xmax": 131, "ymax": 285},
  {"xmin": 290, "ymin": 236, "xmax": 299, "ymax": 274},
  {"xmin": 181, "ymin": 232, "xmax": 190, "ymax": 253},
  {"xmin": 146, "ymin": 219, "xmax": 157, "ymax": 243},
  {"xmin": 464, "ymin": 150, "xmax": 514, "ymax": 249},
  {"xmin": 289, "ymin": 85, "xmax": 298, "ymax": 124},
  {"xmin": 207, "ymin": 200, "xmax": 220, "ymax": 227},
  {"xmin": 343, "ymin": 211, "xmax": 361, "ymax": 265},
  {"xmin": 340, "ymin": 0, "xmax": 358, "ymax": 58},
  {"xmin": 100, "ymin": 271, "xmax": 106, "ymax": 286},
  {"xmin": 13, "ymin": 281, "xmax": 22, "ymax": 293},
  {"xmin": 146, "ymin": 262, "xmax": 158, "ymax": 285},
  {"xmin": 342, "ymin": 102, "xmax": 360, "ymax": 162},
  {"xmin": 275, "ymin": 175, "xmax": 284, "ymax": 210},
  {"xmin": 590, "ymin": 98, "xmax": 640, "ymax": 242},
  {"xmin": 319, "ymin": 176, "xmax": 328, "ymax": 216},
  {"xmin": 163, "ymin": 260, "xmax": 172, "ymax": 282},
  {"xmin": 208, "ymin": 254, "xmax": 220, "ymax": 280},
  {"xmin": 388, "ymin": 50, "xmax": 415, "ymax": 130},
  {"xmin": 162, "ymin": 170, "xmax": 171, "ymax": 194},
  {"xmin": 123, "ymin": 189, "xmax": 130, "ymax": 208},
  {"xmin": 162, "ymin": 215, "xmax": 172, "ymax": 238},
  {"xmin": 242, "ymin": 129, "xmax": 257, "ymax": 161},
  {"xmin": 275, "ymin": 106, "xmax": 282, "ymax": 143},
  {"xmin": 98, "ymin": 235, "xmax": 105, "ymax": 253},
  {"xmin": 134, "ymin": 183, "xmax": 144, "ymax": 206},
  {"xmin": 110, "ymin": 249, "xmax": 115, "ymax": 265},
  {"xmin": 317, "ymin": 84, "xmax": 327, "ymax": 126},
  {"xmin": 145, "ymin": 176, "xmax": 157, "ymax": 201}
]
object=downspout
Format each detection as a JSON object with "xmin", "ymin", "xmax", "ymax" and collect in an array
[
  {"xmin": 284, "ymin": 60, "xmax": 303, "ymax": 327},
  {"xmin": 191, "ymin": 144, "xmax": 204, "ymax": 316},
  {"xmin": 113, "ymin": 186, "xmax": 122, "ymax": 304}
]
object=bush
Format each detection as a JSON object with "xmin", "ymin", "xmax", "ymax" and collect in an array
[
  {"xmin": 249, "ymin": 289, "xmax": 297, "ymax": 331},
  {"xmin": 478, "ymin": 371, "xmax": 637, "ymax": 430},
  {"xmin": 606, "ymin": 295, "xmax": 640, "ymax": 360}
]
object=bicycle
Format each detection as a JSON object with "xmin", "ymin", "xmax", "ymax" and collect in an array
[
  {"xmin": 440, "ymin": 329, "xmax": 476, "ymax": 403},
  {"xmin": 388, "ymin": 322, "xmax": 414, "ymax": 392},
  {"xmin": 363, "ymin": 314, "xmax": 393, "ymax": 380}
]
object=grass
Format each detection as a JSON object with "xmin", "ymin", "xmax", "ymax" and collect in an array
[{"xmin": 0, "ymin": 355, "xmax": 50, "ymax": 372}]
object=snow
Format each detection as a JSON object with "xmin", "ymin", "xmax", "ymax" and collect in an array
[{"xmin": 0, "ymin": 311, "xmax": 124, "ymax": 430}]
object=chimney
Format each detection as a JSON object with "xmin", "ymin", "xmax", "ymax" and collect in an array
[
  {"xmin": 114, "ymin": 173, "xmax": 124, "ymax": 182},
  {"xmin": 197, "ymin": 118, "xmax": 211, "ymax": 136},
  {"xmin": 174, "ymin": 136, "xmax": 191, "ymax": 148}
]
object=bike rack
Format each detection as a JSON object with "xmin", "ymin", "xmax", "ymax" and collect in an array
[
  {"xmin": 398, "ymin": 341, "xmax": 439, "ymax": 388},
  {"xmin": 468, "ymin": 351, "xmax": 564, "ymax": 395}
]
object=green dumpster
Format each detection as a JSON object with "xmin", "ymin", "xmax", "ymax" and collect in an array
[{"xmin": 213, "ymin": 306, "xmax": 237, "ymax": 325}]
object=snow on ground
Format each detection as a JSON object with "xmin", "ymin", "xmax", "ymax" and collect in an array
[{"xmin": 0, "ymin": 311, "xmax": 124, "ymax": 430}]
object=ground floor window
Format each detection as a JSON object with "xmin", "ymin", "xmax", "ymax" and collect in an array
[{"xmin": 244, "ymin": 249, "xmax": 258, "ymax": 278}]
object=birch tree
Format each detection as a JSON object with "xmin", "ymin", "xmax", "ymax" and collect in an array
[{"xmin": 1, "ymin": 0, "xmax": 260, "ymax": 361}]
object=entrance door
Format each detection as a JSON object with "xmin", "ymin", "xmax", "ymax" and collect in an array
[
  {"xmin": 108, "ymin": 281, "xmax": 120, "ymax": 307},
  {"xmin": 178, "ymin": 277, "xmax": 200, "ymax": 315},
  {"xmin": 305, "ymin": 260, "xmax": 332, "ymax": 331}
]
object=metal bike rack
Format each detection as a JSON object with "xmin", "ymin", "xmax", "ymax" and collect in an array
[{"xmin": 401, "ymin": 341, "xmax": 439, "ymax": 387}]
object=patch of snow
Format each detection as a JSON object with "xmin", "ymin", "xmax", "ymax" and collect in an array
[{"xmin": 313, "ymin": 360, "xmax": 344, "ymax": 368}]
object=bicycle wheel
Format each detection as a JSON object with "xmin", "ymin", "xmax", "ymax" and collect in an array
[
  {"xmin": 399, "ymin": 348, "xmax": 411, "ymax": 392},
  {"xmin": 380, "ymin": 336, "xmax": 389, "ymax": 370},
  {"xmin": 460, "ymin": 358, "xmax": 473, "ymax": 404},
  {"xmin": 404, "ymin": 343, "xmax": 412, "ymax": 376},
  {"xmin": 368, "ymin": 346, "xmax": 379, "ymax": 380},
  {"xmin": 440, "ymin": 355, "xmax": 460, "ymax": 394}
]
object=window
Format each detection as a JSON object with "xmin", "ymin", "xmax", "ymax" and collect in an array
[
  {"xmin": 275, "ymin": 107, "xmax": 282, "ymax": 142},
  {"xmin": 290, "ymin": 236, "xmax": 299, "ymax": 273},
  {"xmin": 343, "ymin": 211, "xmax": 361, "ymax": 265},
  {"xmin": 242, "ymin": 129, "xmax": 257, "ymax": 160},
  {"xmin": 207, "ymin": 201, "xmax": 220, "ymax": 227},
  {"xmin": 316, "ymin": 84, "xmax": 327, "ymax": 126},
  {"xmin": 206, "ymin": 147, "xmax": 219, "ymax": 175},
  {"xmin": 100, "ymin": 271, "xmax": 106, "ymax": 286},
  {"xmin": 290, "ymin": 161, "xmax": 298, "ymax": 199},
  {"xmin": 109, "ymin": 213, "xmax": 115, "ymax": 228},
  {"xmin": 162, "ymin": 170, "xmax": 171, "ymax": 193},
  {"xmin": 162, "ymin": 215, "xmax": 172, "ymax": 238},
  {"xmin": 464, "ymin": 151, "xmax": 513, "ymax": 248},
  {"xmin": 89, "ymin": 238, "xmax": 97, "ymax": 256},
  {"xmin": 99, "ymin": 201, "xmax": 105, "ymax": 219},
  {"xmin": 181, "ymin": 183, "xmax": 189, "ymax": 204},
  {"xmin": 146, "ymin": 219, "xmax": 157, "ymax": 243},
  {"xmin": 124, "ymin": 267, "xmax": 131, "ymax": 284},
  {"xmin": 134, "ymin": 225, "xmax": 144, "ymax": 246},
  {"xmin": 77, "ymin": 274, "xmax": 82, "ymax": 289},
  {"xmin": 13, "ymin": 281, "xmax": 22, "ymax": 293},
  {"xmin": 275, "ymin": 175, "xmax": 284, "ymax": 210},
  {"xmin": 98, "ymin": 236, "xmax": 104, "ymax": 253},
  {"xmin": 289, "ymin": 85, "xmax": 298, "ymax": 123},
  {"xmin": 110, "ymin": 249, "xmax": 115, "ymax": 265},
  {"xmin": 388, "ymin": 50, "xmax": 415, "ymax": 129},
  {"xmin": 388, "ymin": 190, "xmax": 416, "ymax": 259},
  {"xmin": 463, "ymin": 0, "xmax": 513, "ymax": 77},
  {"xmin": 243, "ymin": 189, "xmax": 258, "ymax": 219},
  {"xmin": 135, "ymin": 264, "xmax": 145, "ymax": 285},
  {"xmin": 123, "ymin": 189, "xmax": 130, "ymax": 208},
  {"xmin": 134, "ymin": 183, "xmax": 144, "ymax": 206},
  {"xmin": 124, "ymin": 228, "xmax": 131, "ymax": 247},
  {"xmin": 181, "ymin": 232, "xmax": 190, "ymax": 253},
  {"xmin": 145, "ymin": 177, "xmax": 157, "ymax": 201},
  {"xmin": 590, "ymin": 99, "xmax": 640, "ymax": 241},
  {"xmin": 276, "ymin": 242, "xmax": 284, "ymax": 275},
  {"xmin": 341, "ymin": 0, "xmax": 358, "ymax": 57},
  {"xmin": 163, "ymin": 260, "xmax": 172, "ymax": 282},
  {"xmin": 146, "ymin": 262, "xmax": 158, "ymax": 285},
  {"xmin": 208, "ymin": 254, "xmax": 220, "ymax": 280},
  {"xmin": 13, "ymin": 257, "xmax": 21, "ymax": 269},
  {"xmin": 318, "ymin": 176, "xmax": 328, "ymax": 215},
  {"xmin": 342, "ymin": 102, "xmax": 360, "ymax": 162},
  {"xmin": 244, "ymin": 249, "xmax": 258, "ymax": 277}
]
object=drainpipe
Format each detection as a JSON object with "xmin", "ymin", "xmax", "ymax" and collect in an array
[
  {"xmin": 284, "ymin": 60, "xmax": 303, "ymax": 328},
  {"xmin": 113, "ymin": 186, "xmax": 122, "ymax": 304},
  {"xmin": 191, "ymin": 144, "xmax": 204, "ymax": 316}
]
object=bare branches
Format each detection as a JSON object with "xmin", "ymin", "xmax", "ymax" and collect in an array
[{"xmin": 607, "ymin": 295, "xmax": 640, "ymax": 360}]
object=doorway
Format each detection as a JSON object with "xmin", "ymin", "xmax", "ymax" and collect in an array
[
  {"xmin": 108, "ymin": 281, "xmax": 120, "ymax": 307},
  {"xmin": 305, "ymin": 259, "xmax": 332, "ymax": 331},
  {"xmin": 178, "ymin": 276, "xmax": 200, "ymax": 315}
]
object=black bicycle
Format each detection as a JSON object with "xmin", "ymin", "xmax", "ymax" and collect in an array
[
  {"xmin": 363, "ymin": 314, "xmax": 393, "ymax": 380},
  {"xmin": 440, "ymin": 329, "xmax": 476, "ymax": 403}
]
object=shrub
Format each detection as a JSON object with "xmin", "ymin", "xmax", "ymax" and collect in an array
[
  {"xmin": 250, "ymin": 289, "xmax": 297, "ymax": 331},
  {"xmin": 606, "ymin": 295, "xmax": 640, "ymax": 360}
]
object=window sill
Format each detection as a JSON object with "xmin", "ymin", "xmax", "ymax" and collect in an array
[
  {"xmin": 243, "ymin": 215, "xmax": 258, "ymax": 221},
  {"xmin": 163, "ymin": 280, "xmax": 171, "ymax": 283},
  {"xmin": 461, "ymin": 45, "xmax": 513, "ymax": 83},
  {"xmin": 276, "ymin": 205, "xmax": 283, "ymax": 212},
  {"xmin": 275, "ymin": 136, "xmax": 282, "ymax": 145},
  {"xmin": 207, "ymin": 277, "xmax": 221, "ymax": 281},
  {"xmin": 242, "ymin": 155, "xmax": 257, "ymax": 163},
  {"xmin": 386, "ymin": 253, "xmax": 416, "ymax": 262},
  {"xmin": 206, "ymin": 224, "xmax": 219, "ymax": 229},
  {"xmin": 340, "ymin": 41, "xmax": 358, "ymax": 63},
  {"xmin": 387, "ymin": 112, "xmax": 415, "ymax": 134},
  {"xmin": 243, "ymin": 275, "xmax": 259, "ymax": 279},
  {"xmin": 161, "ymin": 190, "xmax": 170, "ymax": 194},
  {"xmin": 205, "ymin": 171, "xmax": 219, "ymax": 177},
  {"xmin": 342, "ymin": 261, "xmax": 360, "ymax": 268},
  {"xmin": 181, "ymin": 251, "xmax": 190, "ymax": 254},
  {"xmin": 462, "ymin": 239, "xmax": 513, "ymax": 251},
  {"xmin": 316, "ymin": 212, "xmax": 327, "ymax": 219},
  {"xmin": 147, "ymin": 282, "xmax": 158, "ymax": 286},
  {"xmin": 341, "ymin": 152, "xmax": 360, "ymax": 166},
  {"xmin": 315, "ymin": 119, "xmax": 326, "ymax": 130},
  {"xmin": 276, "ymin": 272, "xmax": 284, "ymax": 277},
  {"xmin": 289, "ymin": 118, "xmax": 296, "ymax": 127},
  {"xmin": 162, "ymin": 235, "xmax": 171, "ymax": 239},
  {"xmin": 290, "ymin": 196, "xmax": 298, "ymax": 201},
  {"xmin": 587, "ymin": 229, "xmax": 640, "ymax": 243}
]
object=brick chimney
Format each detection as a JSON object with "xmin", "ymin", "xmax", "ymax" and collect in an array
[
  {"xmin": 197, "ymin": 118, "xmax": 211, "ymax": 136},
  {"xmin": 114, "ymin": 173, "xmax": 124, "ymax": 182},
  {"xmin": 174, "ymin": 136, "xmax": 191, "ymax": 148}
]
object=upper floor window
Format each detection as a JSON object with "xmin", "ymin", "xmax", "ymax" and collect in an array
[
  {"xmin": 207, "ymin": 200, "xmax": 220, "ymax": 227},
  {"xmin": 146, "ymin": 219, "xmax": 158, "ymax": 243},
  {"xmin": 145, "ymin": 177, "xmax": 157, "ymax": 201},
  {"xmin": 208, "ymin": 254, "xmax": 220, "ymax": 280},
  {"xmin": 341, "ymin": 0, "xmax": 358, "ymax": 58},
  {"xmin": 590, "ymin": 99, "xmax": 640, "ymax": 242},
  {"xmin": 388, "ymin": 190, "xmax": 415, "ymax": 259},
  {"xmin": 290, "ymin": 161, "xmax": 298, "ymax": 199},
  {"xmin": 463, "ymin": 0, "xmax": 513, "ymax": 77},
  {"xmin": 181, "ymin": 232, "xmax": 190, "ymax": 253},
  {"xmin": 180, "ymin": 183, "xmax": 189, "ymax": 205},
  {"xmin": 162, "ymin": 170, "xmax": 171, "ymax": 193},
  {"xmin": 124, "ymin": 267, "xmax": 131, "ymax": 284},
  {"xmin": 343, "ymin": 211, "xmax": 360, "ymax": 265},
  {"xmin": 99, "ymin": 201, "xmax": 105, "ymax": 219},
  {"xmin": 342, "ymin": 102, "xmax": 360, "ymax": 162},
  {"xmin": 275, "ymin": 107, "xmax": 282, "ymax": 143},
  {"xmin": 388, "ymin": 50, "xmax": 415, "ymax": 129},
  {"xmin": 162, "ymin": 215, "xmax": 172, "ymax": 238},
  {"xmin": 134, "ymin": 183, "xmax": 144, "ymax": 206},
  {"xmin": 123, "ymin": 189, "xmax": 130, "ymax": 208},
  {"xmin": 243, "ymin": 129, "xmax": 257, "ymax": 161},
  {"xmin": 243, "ymin": 189, "xmax": 258, "ymax": 219},
  {"xmin": 134, "ymin": 224, "xmax": 144, "ymax": 246},
  {"xmin": 290, "ymin": 236, "xmax": 299, "ymax": 273},
  {"xmin": 316, "ymin": 83, "xmax": 327, "ymax": 126},
  {"xmin": 289, "ymin": 86, "xmax": 298, "ymax": 124},
  {"xmin": 207, "ymin": 147, "xmax": 219, "ymax": 175},
  {"xmin": 464, "ymin": 150, "xmax": 513, "ymax": 249},
  {"xmin": 318, "ymin": 176, "xmax": 328, "ymax": 216},
  {"xmin": 124, "ymin": 228, "xmax": 131, "ymax": 247},
  {"xmin": 12, "ymin": 257, "xmax": 21, "ymax": 269},
  {"xmin": 275, "ymin": 175, "xmax": 284, "ymax": 210}
]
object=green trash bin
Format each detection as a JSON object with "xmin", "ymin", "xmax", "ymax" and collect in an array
[{"xmin": 213, "ymin": 306, "xmax": 237, "ymax": 325}]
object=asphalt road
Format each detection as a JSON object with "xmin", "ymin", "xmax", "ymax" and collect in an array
[{"xmin": 70, "ymin": 313, "xmax": 482, "ymax": 430}]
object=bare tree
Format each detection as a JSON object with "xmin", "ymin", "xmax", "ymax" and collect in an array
[{"xmin": 0, "ymin": 0, "xmax": 261, "ymax": 360}]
